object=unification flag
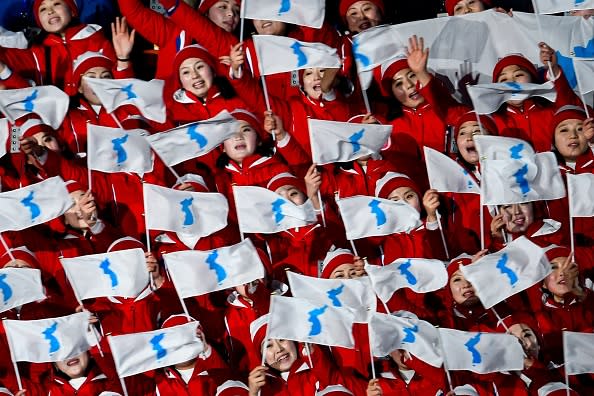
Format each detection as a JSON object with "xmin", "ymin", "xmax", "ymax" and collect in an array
[
  {"xmin": 0, "ymin": 85, "xmax": 69, "ymax": 129},
  {"xmin": 3, "ymin": 312, "xmax": 96, "ymax": 363},
  {"xmin": 87, "ymin": 125, "xmax": 153, "ymax": 174},
  {"xmin": 241, "ymin": 0, "xmax": 325, "ymax": 28},
  {"xmin": 563, "ymin": 331, "xmax": 594, "ymax": 375},
  {"xmin": 473, "ymin": 135, "xmax": 536, "ymax": 161},
  {"xmin": 60, "ymin": 248, "xmax": 149, "ymax": 300},
  {"xmin": 424, "ymin": 147, "xmax": 480, "ymax": 194},
  {"xmin": 573, "ymin": 58, "xmax": 594, "ymax": 94},
  {"xmin": 467, "ymin": 81, "xmax": 556, "ymax": 115},
  {"xmin": 143, "ymin": 183, "xmax": 228, "ymax": 237},
  {"xmin": 351, "ymin": 24, "xmax": 407, "ymax": 72},
  {"xmin": 534, "ymin": 0, "xmax": 594, "ymax": 14},
  {"xmin": 0, "ymin": 177, "xmax": 72, "ymax": 232},
  {"xmin": 162, "ymin": 239, "xmax": 266, "ymax": 298},
  {"xmin": 567, "ymin": 173, "xmax": 594, "ymax": 217},
  {"xmin": 308, "ymin": 119, "xmax": 392, "ymax": 165},
  {"xmin": 0, "ymin": 268, "xmax": 46, "ymax": 313},
  {"xmin": 287, "ymin": 272, "xmax": 376, "ymax": 323}
]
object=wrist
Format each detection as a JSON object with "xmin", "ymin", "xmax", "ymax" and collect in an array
[{"xmin": 117, "ymin": 57, "xmax": 130, "ymax": 62}]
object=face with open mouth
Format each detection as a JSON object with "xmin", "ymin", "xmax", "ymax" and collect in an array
[
  {"xmin": 302, "ymin": 68, "xmax": 325, "ymax": 100},
  {"xmin": 253, "ymin": 20, "xmax": 287, "ymax": 36},
  {"xmin": 500, "ymin": 203, "xmax": 534, "ymax": 234},
  {"xmin": 37, "ymin": 0, "xmax": 73, "ymax": 34},
  {"xmin": 391, "ymin": 68, "xmax": 425, "ymax": 109},
  {"xmin": 543, "ymin": 256, "xmax": 575, "ymax": 300},
  {"xmin": 508, "ymin": 323, "xmax": 540, "ymax": 361},
  {"xmin": 55, "ymin": 351, "xmax": 89, "ymax": 379},
  {"xmin": 449, "ymin": 269, "xmax": 479, "ymax": 306},
  {"xmin": 265, "ymin": 339, "xmax": 297, "ymax": 372},
  {"xmin": 206, "ymin": 0, "xmax": 240, "ymax": 33},
  {"xmin": 554, "ymin": 118, "xmax": 589, "ymax": 163},
  {"xmin": 223, "ymin": 121, "xmax": 258, "ymax": 164},
  {"xmin": 457, "ymin": 121, "xmax": 487, "ymax": 165},
  {"xmin": 344, "ymin": 1, "xmax": 383, "ymax": 33},
  {"xmin": 179, "ymin": 57, "xmax": 214, "ymax": 99}
]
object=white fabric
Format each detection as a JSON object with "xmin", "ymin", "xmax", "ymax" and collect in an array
[
  {"xmin": 252, "ymin": 35, "xmax": 341, "ymax": 76},
  {"xmin": 143, "ymin": 183, "xmax": 228, "ymax": 236},
  {"xmin": 233, "ymin": 186, "xmax": 317, "ymax": 234},
  {"xmin": 365, "ymin": 258, "xmax": 448, "ymax": 302},
  {"xmin": 424, "ymin": 146, "xmax": 480, "ymax": 193},
  {"xmin": 82, "ymin": 77, "xmax": 166, "ymax": 123},
  {"xmin": 0, "ymin": 26, "xmax": 27, "ymax": 49},
  {"xmin": 351, "ymin": 24, "xmax": 407, "ymax": 72},
  {"xmin": 439, "ymin": 328, "xmax": 524, "ymax": 374},
  {"xmin": 267, "ymin": 295, "xmax": 355, "ymax": 348},
  {"xmin": 0, "ymin": 85, "xmax": 69, "ymax": 129},
  {"xmin": 567, "ymin": 173, "xmax": 594, "ymax": 217},
  {"xmin": 460, "ymin": 237, "xmax": 551, "ymax": 309},
  {"xmin": 563, "ymin": 331, "xmax": 594, "ymax": 375},
  {"xmin": 0, "ymin": 118, "xmax": 8, "ymax": 159},
  {"xmin": 308, "ymin": 119, "xmax": 392, "ymax": 165},
  {"xmin": 147, "ymin": 111, "xmax": 239, "ymax": 166},
  {"xmin": 3, "ymin": 312, "xmax": 96, "ymax": 363},
  {"xmin": 369, "ymin": 312, "xmax": 443, "ymax": 367},
  {"xmin": 60, "ymin": 248, "xmax": 150, "ymax": 300},
  {"xmin": 0, "ymin": 268, "xmax": 46, "ymax": 314},
  {"xmin": 286, "ymin": 272, "xmax": 376, "ymax": 323},
  {"xmin": 474, "ymin": 135, "xmax": 536, "ymax": 161},
  {"xmin": 467, "ymin": 82, "xmax": 556, "ymax": 115},
  {"xmin": 336, "ymin": 195, "xmax": 422, "ymax": 240},
  {"xmin": 163, "ymin": 239, "xmax": 266, "ymax": 298},
  {"xmin": 0, "ymin": 176, "xmax": 72, "ymax": 232},
  {"xmin": 87, "ymin": 125, "xmax": 154, "ymax": 174},
  {"xmin": 535, "ymin": 0, "xmax": 594, "ymax": 14},
  {"xmin": 241, "ymin": 0, "xmax": 325, "ymax": 28},
  {"xmin": 573, "ymin": 58, "xmax": 594, "ymax": 94},
  {"xmin": 108, "ymin": 322, "xmax": 203, "ymax": 378}
]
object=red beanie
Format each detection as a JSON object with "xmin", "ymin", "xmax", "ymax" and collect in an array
[
  {"xmin": 447, "ymin": 254, "xmax": 472, "ymax": 279},
  {"xmin": 374, "ymin": 172, "xmax": 421, "ymax": 200},
  {"xmin": 64, "ymin": 179, "xmax": 87, "ymax": 194},
  {"xmin": 321, "ymin": 248, "xmax": 355, "ymax": 279},
  {"xmin": 107, "ymin": 237, "xmax": 145, "ymax": 253},
  {"xmin": 19, "ymin": 118, "xmax": 54, "ymax": 139},
  {"xmin": 173, "ymin": 44, "xmax": 217, "ymax": 78},
  {"xmin": 492, "ymin": 54, "xmax": 538, "ymax": 83},
  {"xmin": 552, "ymin": 105, "xmax": 587, "ymax": 131},
  {"xmin": 33, "ymin": 0, "xmax": 79, "ymax": 27},
  {"xmin": 445, "ymin": 0, "xmax": 491, "ymax": 16},
  {"xmin": 266, "ymin": 172, "xmax": 306, "ymax": 195},
  {"xmin": 249, "ymin": 314, "xmax": 269, "ymax": 352},
  {"xmin": 230, "ymin": 108, "xmax": 265, "ymax": 139},
  {"xmin": 544, "ymin": 245, "xmax": 571, "ymax": 262},
  {"xmin": 0, "ymin": 246, "xmax": 41, "ymax": 269},
  {"xmin": 198, "ymin": 0, "xmax": 241, "ymax": 14},
  {"xmin": 454, "ymin": 111, "xmax": 498, "ymax": 139},
  {"xmin": 71, "ymin": 51, "xmax": 113, "ymax": 88},
  {"xmin": 339, "ymin": 0, "xmax": 385, "ymax": 24},
  {"xmin": 216, "ymin": 380, "xmax": 249, "ymax": 396},
  {"xmin": 377, "ymin": 57, "xmax": 409, "ymax": 97},
  {"xmin": 161, "ymin": 314, "xmax": 198, "ymax": 328}
]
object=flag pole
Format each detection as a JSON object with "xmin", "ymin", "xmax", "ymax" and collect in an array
[
  {"xmin": 87, "ymin": 166, "xmax": 93, "ymax": 192},
  {"xmin": 238, "ymin": 0, "xmax": 246, "ymax": 43},
  {"xmin": 472, "ymin": 113, "xmax": 486, "ymax": 249},
  {"xmin": 165, "ymin": 265, "xmax": 191, "ymax": 317},
  {"xmin": 568, "ymin": 187, "xmax": 576, "ymax": 254},
  {"xmin": 260, "ymin": 76, "xmax": 273, "ymax": 113},
  {"xmin": 530, "ymin": 0, "xmax": 556, "ymax": 78},
  {"xmin": 109, "ymin": 112, "xmax": 125, "ymax": 130},
  {"xmin": 317, "ymin": 190, "xmax": 327, "ymax": 228},
  {"xmin": 0, "ymin": 234, "xmax": 15, "ymax": 262},
  {"xmin": 304, "ymin": 342, "xmax": 315, "ymax": 369},
  {"xmin": 118, "ymin": 375, "xmax": 129, "ymax": 396},
  {"xmin": 436, "ymin": 330, "xmax": 455, "ymax": 394},
  {"xmin": 562, "ymin": 332, "xmax": 571, "ymax": 396},
  {"xmin": 349, "ymin": 239, "xmax": 359, "ymax": 257},
  {"xmin": 358, "ymin": 74, "xmax": 372, "ymax": 113},
  {"xmin": 436, "ymin": 210, "xmax": 450, "ymax": 260},
  {"xmin": 6, "ymin": 341, "xmax": 23, "ymax": 391},
  {"xmin": 367, "ymin": 325, "xmax": 377, "ymax": 379}
]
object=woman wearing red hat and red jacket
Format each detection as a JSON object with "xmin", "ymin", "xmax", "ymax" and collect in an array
[{"xmin": 0, "ymin": 0, "xmax": 132, "ymax": 95}]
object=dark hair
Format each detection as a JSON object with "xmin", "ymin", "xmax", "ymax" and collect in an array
[
  {"xmin": 216, "ymin": 142, "xmax": 275, "ymax": 169},
  {"xmin": 385, "ymin": 96, "xmax": 404, "ymax": 121},
  {"xmin": 213, "ymin": 76, "xmax": 237, "ymax": 100}
]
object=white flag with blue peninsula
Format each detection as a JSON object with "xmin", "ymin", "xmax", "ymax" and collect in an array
[
  {"xmin": 336, "ymin": 195, "xmax": 421, "ymax": 240},
  {"xmin": 144, "ymin": 183, "xmax": 229, "ymax": 237},
  {"xmin": 365, "ymin": 258, "xmax": 448, "ymax": 302},
  {"xmin": 563, "ymin": 331, "xmax": 594, "ymax": 375},
  {"xmin": 233, "ymin": 185, "xmax": 317, "ymax": 234},
  {"xmin": 162, "ymin": 239, "xmax": 266, "ymax": 298},
  {"xmin": 287, "ymin": 272, "xmax": 376, "ymax": 323},
  {"xmin": 146, "ymin": 111, "xmax": 240, "ymax": 167},
  {"xmin": 108, "ymin": 322, "xmax": 203, "ymax": 378},
  {"xmin": 3, "ymin": 312, "xmax": 96, "ymax": 363},
  {"xmin": 252, "ymin": 35, "xmax": 341, "ymax": 76},
  {"xmin": 0, "ymin": 85, "xmax": 69, "ymax": 129},
  {"xmin": 0, "ymin": 268, "xmax": 46, "ymax": 313},
  {"xmin": 460, "ymin": 236, "xmax": 550, "ymax": 309},
  {"xmin": 439, "ymin": 328, "xmax": 524, "ymax": 373},
  {"xmin": 267, "ymin": 295, "xmax": 355, "ymax": 348},
  {"xmin": 87, "ymin": 125, "xmax": 154, "ymax": 174},
  {"xmin": 534, "ymin": 0, "xmax": 594, "ymax": 14},
  {"xmin": 351, "ymin": 24, "xmax": 407, "ymax": 72},
  {"xmin": 308, "ymin": 119, "xmax": 392, "ymax": 165},
  {"xmin": 60, "ymin": 248, "xmax": 149, "ymax": 300},
  {"xmin": 369, "ymin": 312, "xmax": 442, "ymax": 367},
  {"xmin": 241, "ymin": 0, "xmax": 325, "ymax": 28},
  {"xmin": 467, "ymin": 81, "xmax": 556, "ymax": 115},
  {"xmin": 0, "ymin": 177, "xmax": 72, "ymax": 232},
  {"xmin": 473, "ymin": 135, "xmax": 536, "ymax": 161},
  {"xmin": 82, "ymin": 77, "xmax": 166, "ymax": 123},
  {"xmin": 424, "ymin": 147, "xmax": 480, "ymax": 194}
]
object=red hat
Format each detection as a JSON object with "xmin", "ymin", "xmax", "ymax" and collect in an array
[
  {"xmin": 266, "ymin": 172, "xmax": 306, "ymax": 195},
  {"xmin": 374, "ymin": 172, "xmax": 421, "ymax": 200},
  {"xmin": 173, "ymin": 173, "xmax": 209, "ymax": 193},
  {"xmin": 33, "ymin": 0, "xmax": 79, "ymax": 26},
  {"xmin": 316, "ymin": 385, "xmax": 354, "ymax": 395},
  {"xmin": 445, "ymin": 0, "xmax": 491, "ymax": 16},
  {"xmin": 321, "ymin": 248, "xmax": 355, "ymax": 279},
  {"xmin": 454, "ymin": 111, "xmax": 498, "ymax": 139},
  {"xmin": 377, "ymin": 57, "xmax": 409, "ymax": 97},
  {"xmin": 0, "ymin": 246, "xmax": 41, "ymax": 269},
  {"xmin": 447, "ymin": 254, "xmax": 472, "ymax": 279},
  {"xmin": 536, "ymin": 383, "xmax": 579, "ymax": 396},
  {"xmin": 161, "ymin": 314, "xmax": 198, "ymax": 329},
  {"xmin": 552, "ymin": 105, "xmax": 587, "ymax": 131},
  {"xmin": 107, "ymin": 237, "xmax": 145, "ymax": 253},
  {"xmin": 19, "ymin": 118, "xmax": 54, "ymax": 139},
  {"xmin": 198, "ymin": 0, "xmax": 241, "ymax": 14},
  {"xmin": 64, "ymin": 179, "xmax": 87, "ymax": 194},
  {"xmin": 339, "ymin": 0, "xmax": 385, "ymax": 25},
  {"xmin": 173, "ymin": 44, "xmax": 216, "ymax": 75},
  {"xmin": 504, "ymin": 311, "xmax": 538, "ymax": 332},
  {"xmin": 215, "ymin": 380, "xmax": 249, "ymax": 396},
  {"xmin": 544, "ymin": 245, "xmax": 571, "ymax": 262},
  {"xmin": 230, "ymin": 108, "xmax": 265, "ymax": 139},
  {"xmin": 249, "ymin": 314, "xmax": 269, "ymax": 352},
  {"xmin": 492, "ymin": 54, "xmax": 538, "ymax": 83},
  {"xmin": 72, "ymin": 51, "xmax": 113, "ymax": 88}
]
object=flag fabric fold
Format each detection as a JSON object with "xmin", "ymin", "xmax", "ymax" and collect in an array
[
  {"xmin": 563, "ymin": 331, "xmax": 594, "ymax": 375},
  {"xmin": 241, "ymin": 0, "xmax": 325, "ymax": 28},
  {"xmin": 351, "ymin": 24, "xmax": 407, "ymax": 72},
  {"xmin": 567, "ymin": 173, "xmax": 594, "ymax": 217},
  {"xmin": 535, "ymin": 0, "xmax": 594, "ymax": 14},
  {"xmin": 573, "ymin": 58, "xmax": 594, "ymax": 94},
  {"xmin": 0, "ymin": 268, "xmax": 46, "ymax": 314},
  {"xmin": 0, "ymin": 86, "xmax": 69, "ymax": 129},
  {"xmin": 424, "ymin": 146, "xmax": 480, "ymax": 194},
  {"xmin": 467, "ymin": 81, "xmax": 556, "ymax": 115},
  {"xmin": 473, "ymin": 135, "xmax": 536, "ymax": 161}
]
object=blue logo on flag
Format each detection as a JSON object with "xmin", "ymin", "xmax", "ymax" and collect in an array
[
  {"xmin": 348, "ymin": 129, "xmax": 365, "ymax": 153},
  {"xmin": 187, "ymin": 125, "xmax": 208, "ymax": 149},
  {"xmin": 464, "ymin": 333, "xmax": 482, "ymax": 365},
  {"xmin": 461, "ymin": 169, "xmax": 475, "ymax": 190},
  {"xmin": 21, "ymin": 191, "xmax": 41, "ymax": 221},
  {"xmin": 42, "ymin": 322, "xmax": 60, "ymax": 355},
  {"xmin": 576, "ymin": 0, "xmax": 585, "ymax": 4},
  {"xmin": 0, "ymin": 274, "xmax": 13, "ymax": 304},
  {"xmin": 271, "ymin": 198, "xmax": 287, "ymax": 224},
  {"xmin": 121, "ymin": 83, "xmax": 138, "ymax": 100},
  {"xmin": 291, "ymin": 42, "xmax": 308, "ymax": 68},
  {"xmin": 513, "ymin": 163, "xmax": 531, "ymax": 196},
  {"xmin": 99, "ymin": 258, "xmax": 119, "ymax": 289},
  {"xmin": 556, "ymin": 39, "xmax": 594, "ymax": 89},
  {"xmin": 402, "ymin": 324, "xmax": 418, "ymax": 343},
  {"xmin": 278, "ymin": 0, "xmax": 291, "ymax": 15},
  {"xmin": 326, "ymin": 284, "xmax": 344, "ymax": 307},
  {"xmin": 352, "ymin": 40, "xmax": 370, "ymax": 68},
  {"xmin": 397, "ymin": 259, "xmax": 417, "ymax": 285},
  {"xmin": 368, "ymin": 199, "xmax": 386, "ymax": 227},
  {"xmin": 111, "ymin": 134, "xmax": 129, "ymax": 165},
  {"xmin": 504, "ymin": 82, "xmax": 523, "ymax": 93},
  {"xmin": 180, "ymin": 197, "xmax": 195, "ymax": 226},
  {"xmin": 150, "ymin": 333, "xmax": 167, "ymax": 360},
  {"xmin": 24, "ymin": 89, "xmax": 39, "ymax": 112},
  {"xmin": 205, "ymin": 250, "xmax": 227, "ymax": 285},
  {"xmin": 307, "ymin": 305, "xmax": 328, "ymax": 336},
  {"xmin": 509, "ymin": 143, "xmax": 525, "ymax": 159},
  {"xmin": 495, "ymin": 253, "xmax": 518, "ymax": 286}
]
